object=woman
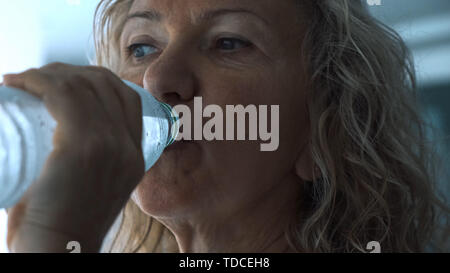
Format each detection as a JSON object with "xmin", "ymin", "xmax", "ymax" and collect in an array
[{"xmin": 4, "ymin": 0, "xmax": 449, "ymax": 253}]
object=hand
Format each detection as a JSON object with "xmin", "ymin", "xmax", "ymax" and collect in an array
[{"xmin": 3, "ymin": 63, "xmax": 145, "ymax": 252}]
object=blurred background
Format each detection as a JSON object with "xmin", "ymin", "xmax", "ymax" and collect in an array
[{"xmin": 0, "ymin": 0, "xmax": 449, "ymax": 253}]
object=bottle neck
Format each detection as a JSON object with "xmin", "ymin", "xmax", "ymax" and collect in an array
[
  {"xmin": 160, "ymin": 102, "xmax": 179, "ymax": 147},
  {"xmin": 121, "ymin": 80, "xmax": 179, "ymax": 148}
]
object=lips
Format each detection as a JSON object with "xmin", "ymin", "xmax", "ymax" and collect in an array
[
  {"xmin": 157, "ymin": 139, "xmax": 202, "ymax": 171},
  {"xmin": 165, "ymin": 140, "xmax": 193, "ymax": 151}
]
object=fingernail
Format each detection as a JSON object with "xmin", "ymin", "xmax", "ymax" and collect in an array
[
  {"xmin": 3, "ymin": 74, "xmax": 16, "ymax": 79},
  {"xmin": 2, "ymin": 74, "xmax": 16, "ymax": 86}
]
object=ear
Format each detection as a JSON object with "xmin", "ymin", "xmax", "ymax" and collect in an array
[{"xmin": 294, "ymin": 141, "xmax": 318, "ymax": 182}]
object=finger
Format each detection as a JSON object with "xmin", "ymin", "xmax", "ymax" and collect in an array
[
  {"xmin": 85, "ymin": 66, "xmax": 143, "ymax": 149},
  {"xmin": 3, "ymin": 70, "xmax": 53, "ymax": 98},
  {"xmin": 2, "ymin": 74, "xmax": 23, "ymax": 89},
  {"xmin": 33, "ymin": 64, "xmax": 109, "ymax": 126},
  {"xmin": 5, "ymin": 69, "xmax": 106, "ymax": 134},
  {"xmin": 105, "ymin": 73, "xmax": 143, "ymax": 150},
  {"xmin": 47, "ymin": 64, "xmax": 129, "ymax": 130},
  {"xmin": 80, "ymin": 71, "xmax": 129, "ymax": 133},
  {"xmin": 43, "ymin": 77, "xmax": 107, "ymax": 133}
]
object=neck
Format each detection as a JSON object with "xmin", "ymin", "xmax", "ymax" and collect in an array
[{"xmin": 158, "ymin": 174, "xmax": 302, "ymax": 253}]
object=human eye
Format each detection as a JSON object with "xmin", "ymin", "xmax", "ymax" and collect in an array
[
  {"xmin": 215, "ymin": 37, "xmax": 253, "ymax": 52},
  {"xmin": 126, "ymin": 44, "xmax": 159, "ymax": 59}
]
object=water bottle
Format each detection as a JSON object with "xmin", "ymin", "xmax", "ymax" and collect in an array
[{"xmin": 0, "ymin": 80, "xmax": 179, "ymax": 209}]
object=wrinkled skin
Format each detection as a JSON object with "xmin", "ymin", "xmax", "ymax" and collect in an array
[{"xmin": 5, "ymin": 0, "xmax": 313, "ymax": 253}]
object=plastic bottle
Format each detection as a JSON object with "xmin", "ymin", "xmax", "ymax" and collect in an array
[{"xmin": 0, "ymin": 80, "xmax": 179, "ymax": 208}]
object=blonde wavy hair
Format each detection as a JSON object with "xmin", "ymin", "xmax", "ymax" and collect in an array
[{"xmin": 94, "ymin": 0, "xmax": 449, "ymax": 252}]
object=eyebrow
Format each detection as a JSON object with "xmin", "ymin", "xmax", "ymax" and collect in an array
[
  {"xmin": 125, "ymin": 8, "xmax": 269, "ymax": 26},
  {"xmin": 126, "ymin": 10, "xmax": 162, "ymax": 22},
  {"xmin": 198, "ymin": 8, "xmax": 269, "ymax": 25}
]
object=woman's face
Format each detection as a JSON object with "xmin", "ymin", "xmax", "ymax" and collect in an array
[{"xmin": 119, "ymin": 0, "xmax": 311, "ymax": 221}]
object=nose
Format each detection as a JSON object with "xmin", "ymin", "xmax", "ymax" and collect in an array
[{"xmin": 143, "ymin": 45, "xmax": 196, "ymax": 105}]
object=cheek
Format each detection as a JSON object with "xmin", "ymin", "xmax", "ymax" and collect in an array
[
  {"xmin": 119, "ymin": 66, "xmax": 146, "ymax": 86},
  {"xmin": 201, "ymin": 63, "xmax": 309, "ymax": 149},
  {"xmin": 198, "ymin": 69, "xmax": 309, "ymax": 187}
]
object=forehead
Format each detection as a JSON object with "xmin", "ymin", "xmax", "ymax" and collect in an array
[{"xmin": 128, "ymin": 0, "xmax": 297, "ymax": 24}]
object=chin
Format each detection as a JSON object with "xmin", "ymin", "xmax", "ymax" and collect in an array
[{"xmin": 133, "ymin": 168, "xmax": 199, "ymax": 219}]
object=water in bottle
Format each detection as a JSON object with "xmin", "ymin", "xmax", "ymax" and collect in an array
[{"xmin": 0, "ymin": 80, "xmax": 179, "ymax": 209}]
